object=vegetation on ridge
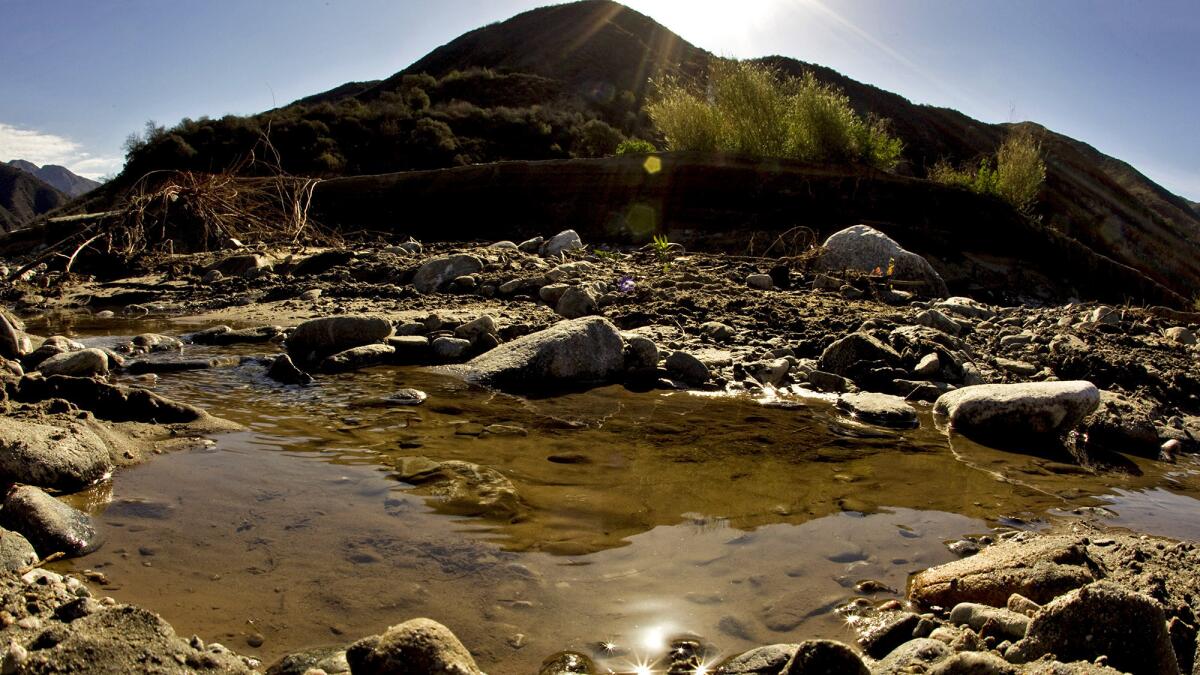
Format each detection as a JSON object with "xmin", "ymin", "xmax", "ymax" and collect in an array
[
  {"xmin": 930, "ymin": 127, "xmax": 1047, "ymax": 215},
  {"xmin": 646, "ymin": 59, "xmax": 903, "ymax": 170}
]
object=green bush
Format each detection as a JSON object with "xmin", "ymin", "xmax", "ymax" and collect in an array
[
  {"xmin": 645, "ymin": 59, "xmax": 902, "ymax": 170},
  {"xmin": 615, "ymin": 138, "xmax": 657, "ymax": 155},
  {"xmin": 930, "ymin": 128, "xmax": 1045, "ymax": 214}
]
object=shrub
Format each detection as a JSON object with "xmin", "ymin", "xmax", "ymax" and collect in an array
[
  {"xmin": 930, "ymin": 128, "xmax": 1045, "ymax": 214},
  {"xmin": 575, "ymin": 119, "xmax": 625, "ymax": 157},
  {"xmin": 616, "ymin": 138, "xmax": 657, "ymax": 155},
  {"xmin": 646, "ymin": 59, "xmax": 902, "ymax": 170}
]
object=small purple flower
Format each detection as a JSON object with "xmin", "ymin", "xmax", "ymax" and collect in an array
[{"xmin": 617, "ymin": 276, "xmax": 636, "ymax": 293}]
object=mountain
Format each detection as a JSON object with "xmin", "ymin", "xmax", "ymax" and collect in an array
[
  {"xmin": 99, "ymin": 0, "xmax": 1200, "ymax": 301},
  {"xmin": 6, "ymin": 160, "xmax": 100, "ymax": 197},
  {"xmin": 0, "ymin": 163, "xmax": 68, "ymax": 231}
]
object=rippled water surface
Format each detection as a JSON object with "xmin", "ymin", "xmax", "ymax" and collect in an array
[{"xmin": 28, "ymin": 317, "xmax": 1200, "ymax": 674}]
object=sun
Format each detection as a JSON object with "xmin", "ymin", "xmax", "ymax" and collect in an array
[{"xmin": 623, "ymin": 0, "xmax": 787, "ymax": 54}]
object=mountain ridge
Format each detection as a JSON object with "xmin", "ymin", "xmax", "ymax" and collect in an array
[
  {"xmin": 0, "ymin": 163, "xmax": 69, "ymax": 232},
  {"xmin": 5, "ymin": 160, "xmax": 100, "ymax": 198}
]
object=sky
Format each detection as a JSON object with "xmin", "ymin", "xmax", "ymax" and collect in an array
[{"xmin": 0, "ymin": 0, "xmax": 1196, "ymax": 200}]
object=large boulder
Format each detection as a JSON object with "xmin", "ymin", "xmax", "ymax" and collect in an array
[
  {"xmin": 815, "ymin": 225, "xmax": 948, "ymax": 296},
  {"xmin": 1006, "ymin": 581, "xmax": 1178, "ymax": 675},
  {"xmin": 412, "ymin": 255, "xmax": 483, "ymax": 293},
  {"xmin": 448, "ymin": 317, "xmax": 625, "ymax": 391},
  {"xmin": 346, "ymin": 618, "xmax": 483, "ymax": 675},
  {"xmin": 286, "ymin": 316, "xmax": 393, "ymax": 362},
  {"xmin": 818, "ymin": 332, "xmax": 901, "ymax": 376},
  {"xmin": 1, "ymin": 485, "xmax": 103, "ymax": 557},
  {"xmin": 934, "ymin": 381, "xmax": 1100, "ymax": 439},
  {"xmin": 0, "ymin": 417, "xmax": 114, "ymax": 491}
]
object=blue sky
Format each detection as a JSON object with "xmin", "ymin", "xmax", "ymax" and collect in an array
[{"xmin": 0, "ymin": 0, "xmax": 1196, "ymax": 200}]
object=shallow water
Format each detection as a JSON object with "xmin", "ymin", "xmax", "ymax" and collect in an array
[{"xmin": 28, "ymin": 316, "xmax": 1200, "ymax": 673}]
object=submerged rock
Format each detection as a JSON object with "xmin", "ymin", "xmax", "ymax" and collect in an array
[
  {"xmin": 267, "ymin": 354, "xmax": 313, "ymax": 385},
  {"xmin": 286, "ymin": 316, "xmax": 393, "ymax": 362},
  {"xmin": 0, "ymin": 417, "xmax": 113, "ymax": 491},
  {"xmin": 836, "ymin": 392, "xmax": 917, "ymax": 428},
  {"xmin": 815, "ymin": 225, "xmax": 948, "ymax": 297},
  {"xmin": 1, "ymin": 485, "xmax": 103, "ymax": 557},
  {"xmin": 320, "ymin": 343, "xmax": 395, "ymax": 373},
  {"xmin": 933, "ymin": 381, "xmax": 1100, "ymax": 439},
  {"xmin": 346, "ymin": 618, "xmax": 483, "ymax": 675},
  {"xmin": 449, "ymin": 317, "xmax": 625, "ymax": 391},
  {"xmin": 394, "ymin": 458, "xmax": 523, "ymax": 519},
  {"xmin": 538, "ymin": 651, "xmax": 595, "ymax": 675}
]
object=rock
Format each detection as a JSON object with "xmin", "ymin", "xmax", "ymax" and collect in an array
[
  {"xmin": 36, "ymin": 348, "xmax": 109, "ymax": 377},
  {"xmin": 836, "ymin": 392, "xmax": 917, "ymax": 428},
  {"xmin": 555, "ymin": 286, "xmax": 598, "ymax": 319},
  {"xmin": 202, "ymin": 269, "xmax": 223, "ymax": 284},
  {"xmin": 1073, "ymin": 390, "xmax": 1161, "ymax": 458},
  {"xmin": 0, "ymin": 417, "xmax": 113, "ymax": 491},
  {"xmin": 915, "ymin": 309, "xmax": 962, "ymax": 336},
  {"xmin": 927, "ymin": 652, "xmax": 1018, "ymax": 675},
  {"xmin": 805, "ymin": 370, "xmax": 855, "ymax": 393},
  {"xmin": 0, "ymin": 527, "xmax": 37, "ymax": 572},
  {"xmin": 209, "ymin": 253, "xmax": 272, "ymax": 278},
  {"xmin": 999, "ymin": 332, "xmax": 1034, "ymax": 348},
  {"xmin": 995, "ymin": 357, "xmax": 1038, "ymax": 377},
  {"xmin": 538, "ymin": 652, "xmax": 594, "ymax": 675},
  {"xmin": 818, "ymin": 333, "xmax": 901, "ymax": 376},
  {"xmin": 935, "ymin": 297, "xmax": 995, "ymax": 320},
  {"xmin": 914, "ymin": 353, "xmax": 941, "ymax": 378},
  {"xmin": 388, "ymin": 336, "xmax": 432, "ymax": 363},
  {"xmin": 413, "ymin": 255, "xmax": 484, "ymax": 293},
  {"xmin": 390, "ymin": 238, "xmax": 423, "ymax": 255},
  {"xmin": 871, "ymin": 638, "xmax": 950, "ymax": 674},
  {"xmin": 394, "ymin": 458, "xmax": 524, "ymax": 518},
  {"xmin": 266, "ymin": 354, "xmax": 313, "ymax": 385},
  {"xmin": 542, "ymin": 229, "xmax": 584, "ymax": 257},
  {"xmin": 489, "ymin": 240, "xmax": 518, "ymax": 250},
  {"xmin": 700, "ymin": 321, "xmax": 735, "ymax": 343},
  {"xmin": 431, "ymin": 337, "xmax": 471, "ymax": 361},
  {"xmin": 622, "ymin": 334, "xmax": 659, "ymax": 371},
  {"xmin": 11, "ymin": 374, "xmax": 224, "ymax": 426},
  {"xmin": 518, "ymin": 236, "xmax": 544, "ymax": 253},
  {"xmin": 25, "ymin": 336, "xmax": 84, "ymax": 369},
  {"xmin": 346, "ymin": 618, "xmax": 482, "ymax": 675},
  {"xmin": 301, "ymin": 288, "xmax": 322, "ymax": 301},
  {"xmin": 119, "ymin": 333, "xmax": 183, "ymax": 355},
  {"xmin": 747, "ymin": 274, "xmax": 774, "ymax": 290},
  {"xmin": 749, "ymin": 358, "xmax": 791, "ymax": 387},
  {"xmin": 815, "ymin": 225, "xmax": 949, "ymax": 296},
  {"xmin": 191, "ymin": 325, "xmax": 284, "ymax": 345},
  {"xmin": 385, "ymin": 389, "xmax": 427, "ymax": 406},
  {"xmin": 1088, "ymin": 306, "xmax": 1120, "ymax": 325},
  {"xmin": 784, "ymin": 639, "xmax": 869, "ymax": 674},
  {"xmin": 1007, "ymin": 593, "xmax": 1041, "ymax": 617},
  {"xmin": 716, "ymin": 644, "xmax": 798, "ymax": 674},
  {"xmin": 0, "ymin": 310, "xmax": 29, "ymax": 359},
  {"xmin": 665, "ymin": 351, "xmax": 710, "ymax": 386},
  {"xmin": 1164, "ymin": 326, "xmax": 1196, "ymax": 345},
  {"xmin": 286, "ymin": 316, "xmax": 393, "ymax": 362},
  {"xmin": 909, "ymin": 536, "xmax": 1096, "ymax": 609},
  {"xmin": 449, "ymin": 317, "xmax": 626, "ymax": 391},
  {"xmin": 1005, "ymin": 581, "xmax": 1178, "ymax": 675},
  {"xmin": 320, "ymin": 344, "xmax": 395, "ymax": 373},
  {"xmin": 539, "ymin": 284, "xmax": 570, "ymax": 305},
  {"xmin": 933, "ymin": 381, "xmax": 1100, "ymax": 439},
  {"xmin": 1, "ymin": 485, "xmax": 103, "ymax": 557},
  {"xmin": 857, "ymin": 611, "xmax": 922, "ymax": 659},
  {"xmin": 454, "ymin": 316, "xmax": 497, "ymax": 343},
  {"xmin": 948, "ymin": 602, "xmax": 1030, "ymax": 640},
  {"xmin": 267, "ymin": 646, "xmax": 349, "ymax": 675}
]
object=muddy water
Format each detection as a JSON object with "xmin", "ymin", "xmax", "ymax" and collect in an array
[{"xmin": 29, "ymin": 318, "xmax": 1200, "ymax": 674}]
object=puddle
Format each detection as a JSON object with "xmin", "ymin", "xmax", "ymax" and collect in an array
[{"xmin": 27, "ymin": 317, "xmax": 1200, "ymax": 673}]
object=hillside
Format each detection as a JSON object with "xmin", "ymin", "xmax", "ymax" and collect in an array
[
  {"xmin": 6, "ymin": 159, "xmax": 99, "ymax": 197},
  {"xmin": 99, "ymin": 0, "xmax": 1200, "ymax": 301},
  {"xmin": 0, "ymin": 163, "xmax": 68, "ymax": 231}
]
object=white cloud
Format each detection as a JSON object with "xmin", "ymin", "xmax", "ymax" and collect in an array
[{"xmin": 0, "ymin": 122, "xmax": 123, "ymax": 180}]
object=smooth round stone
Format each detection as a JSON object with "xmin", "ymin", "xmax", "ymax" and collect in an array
[
  {"xmin": 386, "ymin": 388, "xmax": 428, "ymax": 406},
  {"xmin": 837, "ymin": 392, "xmax": 918, "ymax": 428}
]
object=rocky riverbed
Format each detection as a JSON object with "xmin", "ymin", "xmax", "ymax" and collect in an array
[{"xmin": 0, "ymin": 226, "xmax": 1197, "ymax": 673}]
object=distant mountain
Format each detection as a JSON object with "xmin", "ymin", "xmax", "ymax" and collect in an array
[
  {"xmin": 0, "ymin": 163, "xmax": 68, "ymax": 231},
  {"xmin": 105, "ymin": 0, "xmax": 1200, "ymax": 300},
  {"xmin": 5, "ymin": 160, "xmax": 100, "ymax": 197}
]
